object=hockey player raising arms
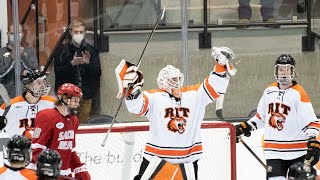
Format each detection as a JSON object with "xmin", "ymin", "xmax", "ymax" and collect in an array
[
  {"xmin": 30, "ymin": 83, "xmax": 90, "ymax": 179},
  {"xmin": 235, "ymin": 54, "xmax": 319, "ymax": 180},
  {"xmin": 116, "ymin": 47, "xmax": 237, "ymax": 179},
  {"xmin": 0, "ymin": 68, "xmax": 55, "ymax": 139}
]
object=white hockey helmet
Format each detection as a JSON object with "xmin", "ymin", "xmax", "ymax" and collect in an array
[{"xmin": 157, "ymin": 65, "xmax": 184, "ymax": 94}]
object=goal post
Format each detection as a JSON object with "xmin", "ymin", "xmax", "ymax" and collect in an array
[{"xmin": 76, "ymin": 121, "xmax": 236, "ymax": 180}]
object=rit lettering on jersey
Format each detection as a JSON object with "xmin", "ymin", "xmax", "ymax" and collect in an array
[
  {"xmin": 19, "ymin": 118, "xmax": 35, "ymax": 129},
  {"xmin": 268, "ymin": 102, "xmax": 291, "ymax": 131},
  {"xmin": 57, "ymin": 130, "xmax": 74, "ymax": 150},
  {"xmin": 164, "ymin": 107, "xmax": 190, "ymax": 134}
]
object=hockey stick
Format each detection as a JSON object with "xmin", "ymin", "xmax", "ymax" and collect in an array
[
  {"xmin": 239, "ymin": 137, "xmax": 272, "ymax": 172},
  {"xmin": 0, "ymin": 83, "xmax": 12, "ymax": 118},
  {"xmin": 101, "ymin": 7, "xmax": 166, "ymax": 147},
  {"xmin": 216, "ymin": 95, "xmax": 225, "ymax": 121}
]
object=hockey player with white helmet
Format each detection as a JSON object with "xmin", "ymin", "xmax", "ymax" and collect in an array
[
  {"xmin": 115, "ymin": 46, "xmax": 236, "ymax": 179},
  {"xmin": 235, "ymin": 54, "xmax": 319, "ymax": 180}
]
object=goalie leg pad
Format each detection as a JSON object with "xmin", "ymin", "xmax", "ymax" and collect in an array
[{"xmin": 140, "ymin": 156, "xmax": 195, "ymax": 180}]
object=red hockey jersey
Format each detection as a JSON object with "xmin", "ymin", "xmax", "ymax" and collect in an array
[{"xmin": 29, "ymin": 108, "xmax": 83, "ymax": 176}]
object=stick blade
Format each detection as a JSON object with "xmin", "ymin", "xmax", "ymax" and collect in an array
[
  {"xmin": 216, "ymin": 109, "xmax": 224, "ymax": 121},
  {"xmin": 160, "ymin": 6, "xmax": 165, "ymax": 20}
]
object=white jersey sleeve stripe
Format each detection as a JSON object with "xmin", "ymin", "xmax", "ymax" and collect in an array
[
  {"xmin": 31, "ymin": 143, "xmax": 47, "ymax": 150},
  {"xmin": 203, "ymin": 76, "xmax": 220, "ymax": 100}
]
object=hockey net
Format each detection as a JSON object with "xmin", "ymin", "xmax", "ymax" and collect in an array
[{"xmin": 76, "ymin": 121, "xmax": 236, "ymax": 180}]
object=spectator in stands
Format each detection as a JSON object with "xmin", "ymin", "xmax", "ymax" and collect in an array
[
  {"xmin": 54, "ymin": 19, "xmax": 101, "ymax": 124},
  {"xmin": 0, "ymin": 24, "xmax": 38, "ymax": 104},
  {"xmin": 278, "ymin": 0, "xmax": 320, "ymax": 19},
  {"xmin": 238, "ymin": 0, "xmax": 277, "ymax": 27}
]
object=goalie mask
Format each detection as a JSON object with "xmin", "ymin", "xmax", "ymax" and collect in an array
[
  {"xmin": 37, "ymin": 149, "xmax": 62, "ymax": 178},
  {"xmin": 274, "ymin": 54, "xmax": 296, "ymax": 86},
  {"xmin": 57, "ymin": 83, "xmax": 83, "ymax": 115},
  {"xmin": 4, "ymin": 135, "xmax": 31, "ymax": 166},
  {"xmin": 287, "ymin": 162, "xmax": 316, "ymax": 180},
  {"xmin": 157, "ymin": 65, "xmax": 184, "ymax": 98},
  {"xmin": 21, "ymin": 68, "xmax": 50, "ymax": 97}
]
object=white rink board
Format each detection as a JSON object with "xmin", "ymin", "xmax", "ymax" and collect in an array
[{"xmin": 75, "ymin": 122, "xmax": 233, "ymax": 180}]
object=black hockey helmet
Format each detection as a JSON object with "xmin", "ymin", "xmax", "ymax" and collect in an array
[
  {"xmin": 20, "ymin": 67, "xmax": 43, "ymax": 85},
  {"xmin": 274, "ymin": 54, "xmax": 296, "ymax": 85},
  {"xmin": 275, "ymin": 54, "xmax": 296, "ymax": 66},
  {"xmin": 20, "ymin": 67, "xmax": 50, "ymax": 97},
  {"xmin": 287, "ymin": 162, "xmax": 316, "ymax": 180},
  {"xmin": 5, "ymin": 135, "xmax": 31, "ymax": 164},
  {"xmin": 37, "ymin": 149, "xmax": 62, "ymax": 178}
]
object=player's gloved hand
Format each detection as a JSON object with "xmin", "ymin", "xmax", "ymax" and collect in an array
[
  {"xmin": 235, "ymin": 122, "xmax": 255, "ymax": 143},
  {"xmin": 74, "ymin": 164, "xmax": 91, "ymax": 180},
  {"xmin": 211, "ymin": 47, "xmax": 237, "ymax": 76},
  {"xmin": 305, "ymin": 138, "xmax": 320, "ymax": 166},
  {"xmin": 123, "ymin": 66, "xmax": 144, "ymax": 98},
  {"xmin": 0, "ymin": 116, "xmax": 7, "ymax": 130}
]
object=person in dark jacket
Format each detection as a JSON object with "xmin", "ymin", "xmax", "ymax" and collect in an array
[
  {"xmin": 54, "ymin": 19, "xmax": 101, "ymax": 123},
  {"xmin": 0, "ymin": 24, "xmax": 38, "ymax": 105}
]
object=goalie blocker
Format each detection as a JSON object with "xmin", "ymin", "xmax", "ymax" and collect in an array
[{"xmin": 115, "ymin": 59, "xmax": 144, "ymax": 99}]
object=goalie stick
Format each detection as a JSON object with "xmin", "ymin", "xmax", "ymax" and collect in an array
[
  {"xmin": 239, "ymin": 137, "xmax": 272, "ymax": 172},
  {"xmin": 0, "ymin": 83, "xmax": 12, "ymax": 118},
  {"xmin": 101, "ymin": 7, "xmax": 166, "ymax": 147}
]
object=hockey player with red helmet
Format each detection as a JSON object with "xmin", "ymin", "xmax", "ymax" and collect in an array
[
  {"xmin": 235, "ymin": 54, "xmax": 320, "ymax": 180},
  {"xmin": 29, "ymin": 83, "xmax": 90, "ymax": 180}
]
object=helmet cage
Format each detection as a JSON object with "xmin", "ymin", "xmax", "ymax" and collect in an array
[
  {"xmin": 27, "ymin": 76, "xmax": 51, "ymax": 97},
  {"xmin": 274, "ymin": 64, "xmax": 295, "ymax": 85},
  {"xmin": 4, "ymin": 135, "xmax": 31, "ymax": 165},
  {"xmin": 37, "ymin": 149, "xmax": 61, "ymax": 178},
  {"xmin": 157, "ymin": 65, "xmax": 184, "ymax": 94}
]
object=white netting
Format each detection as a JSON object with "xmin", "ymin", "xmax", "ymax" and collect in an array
[{"xmin": 76, "ymin": 121, "xmax": 235, "ymax": 180}]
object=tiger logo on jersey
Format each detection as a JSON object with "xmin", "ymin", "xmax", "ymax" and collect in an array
[
  {"xmin": 167, "ymin": 117, "xmax": 187, "ymax": 134},
  {"xmin": 268, "ymin": 112, "xmax": 286, "ymax": 131}
]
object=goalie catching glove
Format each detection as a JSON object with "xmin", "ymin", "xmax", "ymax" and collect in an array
[
  {"xmin": 211, "ymin": 46, "xmax": 237, "ymax": 76},
  {"xmin": 115, "ymin": 59, "xmax": 144, "ymax": 99},
  {"xmin": 304, "ymin": 138, "xmax": 320, "ymax": 166},
  {"xmin": 235, "ymin": 121, "xmax": 257, "ymax": 143}
]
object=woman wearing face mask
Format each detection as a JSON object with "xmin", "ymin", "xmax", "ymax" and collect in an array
[
  {"xmin": 0, "ymin": 24, "xmax": 38, "ymax": 104},
  {"xmin": 53, "ymin": 19, "xmax": 101, "ymax": 124}
]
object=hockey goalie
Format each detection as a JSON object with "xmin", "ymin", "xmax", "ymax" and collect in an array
[{"xmin": 115, "ymin": 46, "xmax": 236, "ymax": 179}]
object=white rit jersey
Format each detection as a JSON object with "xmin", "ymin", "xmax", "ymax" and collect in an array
[
  {"xmin": 0, "ymin": 166, "xmax": 37, "ymax": 180},
  {"xmin": 125, "ymin": 72, "xmax": 229, "ymax": 164},
  {"xmin": 0, "ymin": 95, "xmax": 56, "ymax": 138},
  {"xmin": 249, "ymin": 82, "xmax": 319, "ymax": 160}
]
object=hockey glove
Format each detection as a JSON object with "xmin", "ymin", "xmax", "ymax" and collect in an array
[
  {"xmin": 211, "ymin": 47, "xmax": 237, "ymax": 76},
  {"xmin": 305, "ymin": 139, "xmax": 320, "ymax": 166},
  {"xmin": 0, "ymin": 116, "xmax": 7, "ymax": 130},
  {"xmin": 74, "ymin": 164, "xmax": 91, "ymax": 180},
  {"xmin": 235, "ymin": 122, "xmax": 255, "ymax": 143},
  {"xmin": 122, "ymin": 66, "xmax": 144, "ymax": 97}
]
